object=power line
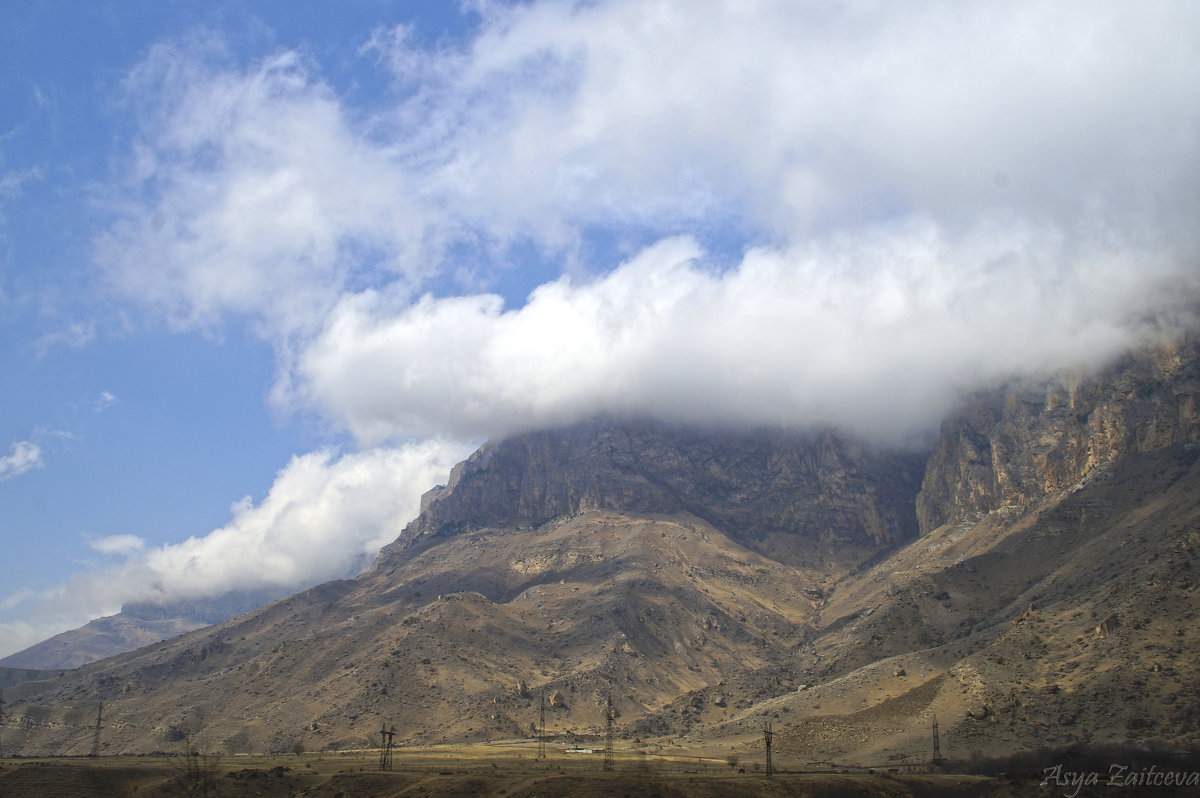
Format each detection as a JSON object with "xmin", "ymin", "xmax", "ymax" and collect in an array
[
  {"xmin": 932, "ymin": 715, "xmax": 942, "ymax": 764},
  {"xmin": 537, "ymin": 691, "xmax": 547, "ymax": 761},
  {"xmin": 378, "ymin": 724, "xmax": 396, "ymax": 771},
  {"xmin": 603, "ymin": 696, "xmax": 615, "ymax": 772},
  {"xmin": 90, "ymin": 702, "xmax": 103, "ymax": 758},
  {"xmin": 763, "ymin": 720, "xmax": 774, "ymax": 778}
]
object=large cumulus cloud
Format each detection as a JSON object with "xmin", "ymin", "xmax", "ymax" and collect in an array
[
  {"xmin": 98, "ymin": 0, "xmax": 1200, "ymax": 445},
  {"xmin": 298, "ymin": 225, "xmax": 1192, "ymax": 445},
  {"xmin": 0, "ymin": 440, "xmax": 470, "ymax": 658}
]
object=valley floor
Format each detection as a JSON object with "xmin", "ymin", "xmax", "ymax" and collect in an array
[{"xmin": 0, "ymin": 751, "xmax": 1058, "ymax": 798}]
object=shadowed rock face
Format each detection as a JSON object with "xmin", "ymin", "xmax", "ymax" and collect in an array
[
  {"xmin": 916, "ymin": 336, "xmax": 1200, "ymax": 532},
  {"xmin": 385, "ymin": 421, "xmax": 927, "ymax": 560}
]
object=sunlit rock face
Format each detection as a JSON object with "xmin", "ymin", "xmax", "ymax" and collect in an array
[{"xmin": 917, "ymin": 336, "xmax": 1200, "ymax": 533}]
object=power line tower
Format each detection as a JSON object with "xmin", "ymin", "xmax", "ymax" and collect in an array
[
  {"xmin": 378, "ymin": 724, "xmax": 396, "ymax": 771},
  {"xmin": 931, "ymin": 715, "xmax": 942, "ymax": 764},
  {"xmin": 537, "ymin": 691, "xmax": 547, "ymax": 761},
  {"xmin": 763, "ymin": 720, "xmax": 774, "ymax": 778},
  {"xmin": 90, "ymin": 702, "xmax": 103, "ymax": 758},
  {"xmin": 603, "ymin": 695, "xmax": 615, "ymax": 772}
]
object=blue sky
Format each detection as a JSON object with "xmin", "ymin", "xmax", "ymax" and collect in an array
[
  {"xmin": 0, "ymin": 0, "xmax": 483, "ymax": 654},
  {"xmin": 1, "ymin": 0, "xmax": 1198, "ymax": 657}
]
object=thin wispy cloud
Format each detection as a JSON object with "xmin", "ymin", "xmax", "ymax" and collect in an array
[
  {"xmin": 0, "ymin": 440, "xmax": 43, "ymax": 481},
  {"xmin": 1, "ymin": 588, "xmax": 36, "ymax": 612},
  {"xmin": 0, "ymin": 164, "xmax": 41, "ymax": 242},
  {"xmin": 88, "ymin": 533, "xmax": 145, "ymax": 556},
  {"xmin": 92, "ymin": 391, "xmax": 117, "ymax": 413},
  {"xmin": 33, "ymin": 321, "xmax": 96, "ymax": 357}
]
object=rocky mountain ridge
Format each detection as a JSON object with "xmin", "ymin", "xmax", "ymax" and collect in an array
[
  {"xmin": 389, "ymin": 422, "xmax": 926, "ymax": 561},
  {"xmin": 2, "ymin": 334, "xmax": 1198, "ymax": 764},
  {"xmin": 917, "ymin": 336, "xmax": 1200, "ymax": 531}
]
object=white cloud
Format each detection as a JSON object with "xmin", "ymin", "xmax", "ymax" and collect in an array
[
  {"xmin": 0, "ymin": 440, "xmax": 43, "ymax": 481},
  {"xmin": 88, "ymin": 534, "xmax": 146, "ymax": 556},
  {"xmin": 101, "ymin": 2, "xmax": 1200, "ymax": 335},
  {"xmin": 33, "ymin": 321, "xmax": 96, "ymax": 356},
  {"xmin": 1, "ymin": 588, "xmax": 36, "ymax": 612},
  {"xmin": 97, "ymin": 3, "xmax": 1200, "ymax": 432},
  {"xmin": 97, "ymin": 44, "xmax": 433, "ymax": 335},
  {"xmin": 297, "ymin": 224, "xmax": 1196, "ymax": 446},
  {"xmin": 0, "ymin": 164, "xmax": 40, "ymax": 243},
  {"xmin": 0, "ymin": 438, "xmax": 471, "ymax": 658},
  {"xmin": 0, "ymin": 619, "xmax": 47, "ymax": 662},
  {"xmin": 125, "ymin": 440, "xmax": 470, "ymax": 601},
  {"xmin": 360, "ymin": 0, "xmax": 1200, "ymax": 248}
]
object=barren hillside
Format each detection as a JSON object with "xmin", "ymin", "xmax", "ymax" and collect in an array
[{"xmin": 3, "ymin": 337, "xmax": 1198, "ymax": 767}]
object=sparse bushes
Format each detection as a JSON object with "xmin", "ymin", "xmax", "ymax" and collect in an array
[{"xmin": 944, "ymin": 741, "xmax": 1200, "ymax": 780}]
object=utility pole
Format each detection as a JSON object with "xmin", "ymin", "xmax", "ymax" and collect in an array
[
  {"xmin": 90, "ymin": 702, "xmax": 103, "ymax": 758},
  {"xmin": 378, "ymin": 724, "xmax": 396, "ymax": 771},
  {"xmin": 603, "ymin": 696, "xmax": 615, "ymax": 772},
  {"xmin": 537, "ymin": 691, "xmax": 547, "ymax": 761},
  {"xmin": 0, "ymin": 688, "xmax": 6, "ymax": 758},
  {"xmin": 931, "ymin": 715, "xmax": 942, "ymax": 764},
  {"xmin": 763, "ymin": 720, "xmax": 774, "ymax": 778}
]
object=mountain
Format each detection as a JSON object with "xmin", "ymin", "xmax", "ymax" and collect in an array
[
  {"xmin": 2, "ymin": 335, "xmax": 1198, "ymax": 765},
  {"xmin": 917, "ymin": 338, "xmax": 1200, "ymax": 531},
  {"xmin": 386, "ymin": 420, "xmax": 925, "ymax": 568},
  {"xmin": 0, "ymin": 425, "xmax": 923, "ymax": 755},
  {"xmin": 0, "ymin": 592, "xmax": 285, "ymax": 671}
]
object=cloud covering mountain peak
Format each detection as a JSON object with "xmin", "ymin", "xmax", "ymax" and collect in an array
[
  {"xmin": 97, "ymin": 0, "xmax": 1200, "ymax": 445},
  {"xmin": 8, "ymin": 0, "xmax": 1196, "ymax": 660}
]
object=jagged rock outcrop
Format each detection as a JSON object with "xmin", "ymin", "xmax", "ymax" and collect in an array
[
  {"xmin": 916, "ymin": 336, "xmax": 1200, "ymax": 532},
  {"xmin": 383, "ymin": 420, "xmax": 926, "ymax": 563}
]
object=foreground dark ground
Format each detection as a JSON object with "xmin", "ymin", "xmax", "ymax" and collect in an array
[
  {"xmin": 5, "ymin": 749, "xmax": 1199, "ymax": 798},
  {"xmin": 0, "ymin": 756, "xmax": 1006, "ymax": 798}
]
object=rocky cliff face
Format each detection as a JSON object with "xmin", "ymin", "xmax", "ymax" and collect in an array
[
  {"xmin": 384, "ymin": 420, "xmax": 926, "ymax": 562},
  {"xmin": 916, "ymin": 335, "xmax": 1200, "ymax": 532}
]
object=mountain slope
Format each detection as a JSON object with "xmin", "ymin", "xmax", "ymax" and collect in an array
[
  {"xmin": 2, "ymin": 426, "xmax": 921, "ymax": 756},
  {"xmin": 0, "ymin": 592, "xmax": 284, "ymax": 671},
  {"xmin": 677, "ymin": 442, "xmax": 1200, "ymax": 763},
  {"xmin": 1, "ymin": 511, "xmax": 831, "ymax": 755},
  {"xmin": 2, "ymin": 336, "xmax": 1198, "ymax": 765}
]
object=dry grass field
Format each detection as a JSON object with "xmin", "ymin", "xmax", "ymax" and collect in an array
[{"xmin": 0, "ymin": 747, "xmax": 1042, "ymax": 797}]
